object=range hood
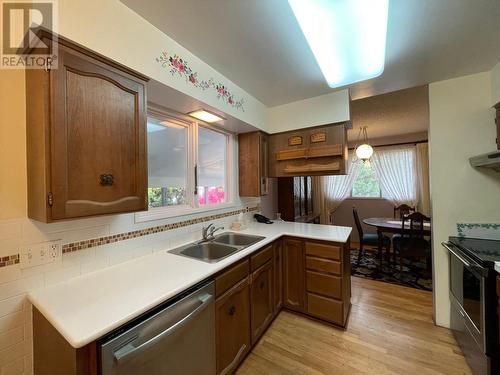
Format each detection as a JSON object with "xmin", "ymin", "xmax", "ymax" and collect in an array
[{"xmin": 470, "ymin": 151, "xmax": 500, "ymax": 172}]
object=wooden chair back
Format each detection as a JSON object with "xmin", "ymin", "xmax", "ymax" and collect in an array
[
  {"xmin": 401, "ymin": 212, "xmax": 431, "ymax": 239},
  {"xmin": 394, "ymin": 204, "xmax": 415, "ymax": 219},
  {"xmin": 352, "ymin": 207, "xmax": 364, "ymax": 239}
]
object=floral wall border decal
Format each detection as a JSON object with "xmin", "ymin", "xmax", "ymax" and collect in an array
[{"xmin": 156, "ymin": 52, "xmax": 245, "ymax": 112}]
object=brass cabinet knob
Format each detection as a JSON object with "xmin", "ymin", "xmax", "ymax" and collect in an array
[{"xmin": 100, "ymin": 174, "xmax": 114, "ymax": 186}]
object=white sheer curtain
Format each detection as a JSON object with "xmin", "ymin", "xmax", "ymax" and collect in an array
[
  {"xmin": 313, "ymin": 153, "xmax": 360, "ymax": 224},
  {"xmin": 371, "ymin": 145, "xmax": 418, "ymax": 207}
]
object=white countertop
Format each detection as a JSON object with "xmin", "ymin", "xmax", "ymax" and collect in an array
[
  {"xmin": 495, "ymin": 262, "xmax": 500, "ymax": 273},
  {"xmin": 28, "ymin": 221, "xmax": 351, "ymax": 348}
]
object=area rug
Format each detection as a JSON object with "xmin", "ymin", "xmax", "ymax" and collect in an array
[{"xmin": 350, "ymin": 248, "xmax": 432, "ymax": 291}]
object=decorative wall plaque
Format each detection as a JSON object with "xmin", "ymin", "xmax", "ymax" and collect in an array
[
  {"xmin": 311, "ymin": 132, "xmax": 326, "ymax": 143},
  {"xmin": 288, "ymin": 136, "xmax": 303, "ymax": 146}
]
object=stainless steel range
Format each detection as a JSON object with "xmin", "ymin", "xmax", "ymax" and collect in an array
[{"xmin": 444, "ymin": 237, "xmax": 500, "ymax": 375}]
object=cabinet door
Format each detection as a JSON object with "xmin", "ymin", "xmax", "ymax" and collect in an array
[
  {"xmin": 274, "ymin": 241, "xmax": 283, "ymax": 313},
  {"xmin": 259, "ymin": 133, "xmax": 269, "ymax": 196},
  {"xmin": 50, "ymin": 46, "xmax": 147, "ymax": 219},
  {"xmin": 250, "ymin": 261, "xmax": 274, "ymax": 345},
  {"xmin": 283, "ymin": 238, "xmax": 305, "ymax": 312},
  {"xmin": 216, "ymin": 277, "xmax": 251, "ymax": 375}
]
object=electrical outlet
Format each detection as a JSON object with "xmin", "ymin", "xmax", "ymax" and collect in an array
[{"xmin": 19, "ymin": 240, "xmax": 62, "ymax": 269}]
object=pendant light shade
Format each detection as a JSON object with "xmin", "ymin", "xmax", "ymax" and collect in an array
[
  {"xmin": 356, "ymin": 143, "xmax": 374, "ymax": 160},
  {"xmin": 354, "ymin": 127, "xmax": 373, "ymax": 162}
]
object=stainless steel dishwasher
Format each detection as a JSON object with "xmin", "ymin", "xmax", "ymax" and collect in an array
[{"xmin": 99, "ymin": 282, "xmax": 215, "ymax": 375}]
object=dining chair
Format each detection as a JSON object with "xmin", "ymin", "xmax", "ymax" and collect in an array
[
  {"xmin": 393, "ymin": 212, "xmax": 431, "ymax": 274},
  {"xmin": 353, "ymin": 207, "xmax": 391, "ymax": 267},
  {"xmin": 393, "ymin": 204, "xmax": 415, "ymax": 219},
  {"xmin": 391, "ymin": 204, "xmax": 416, "ymax": 260}
]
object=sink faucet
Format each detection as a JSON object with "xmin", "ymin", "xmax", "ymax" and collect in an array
[{"xmin": 201, "ymin": 223, "xmax": 224, "ymax": 241}]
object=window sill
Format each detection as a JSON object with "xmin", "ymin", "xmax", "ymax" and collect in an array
[{"xmin": 134, "ymin": 202, "xmax": 238, "ymax": 223}]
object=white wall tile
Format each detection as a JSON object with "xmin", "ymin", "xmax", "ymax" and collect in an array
[
  {"xmin": 0, "ymin": 313, "xmax": 23, "ymax": 335},
  {"xmin": 0, "ymin": 268, "xmax": 22, "ymax": 286},
  {"xmin": 44, "ymin": 265, "xmax": 80, "ymax": 287},
  {"xmin": 0, "ymin": 296, "xmax": 24, "ymax": 319},
  {"xmin": 0, "ymin": 340, "xmax": 30, "ymax": 368},
  {"xmin": 0, "ymin": 327, "xmax": 23, "ymax": 352},
  {"xmin": 1, "ymin": 356, "xmax": 24, "ymax": 375},
  {"xmin": 0, "ymin": 202, "xmax": 258, "ymax": 374},
  {"xmin": 0, "ymin": 276, "xmax": 43, "ymax": 301}
]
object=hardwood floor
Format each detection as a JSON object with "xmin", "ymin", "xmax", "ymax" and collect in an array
[{"xmin": 237, "ymin": 276, "xmax": 471, "ymax": 375}]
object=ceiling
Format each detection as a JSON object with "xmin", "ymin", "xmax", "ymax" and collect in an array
[
  {"xmin": 121, "ymin": 0, "xmax": 500, "ymax": 107},
  {"xmin": 350, "ymin": 85, "xmax": 429, "ymax": 142}
]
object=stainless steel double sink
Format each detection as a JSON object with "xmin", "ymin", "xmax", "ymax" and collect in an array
[{"xmin": 168, "ymin": 232, "xmax": 265, "ymax": 263}]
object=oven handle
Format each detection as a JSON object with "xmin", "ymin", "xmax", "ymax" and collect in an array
[
  {"xmin": 443, "ymin": 242, "xmax": 488, "ymax": 277},
  {"xmin": 442, "ymin": 242, "xmax": 471, "ymax": 267}
]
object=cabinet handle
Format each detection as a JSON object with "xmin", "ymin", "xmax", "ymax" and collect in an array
[
  {"xmin": 100, "ymin": 174, "xmax": 114, "ymax": 186},
  {"xmin": 228, "ymin": 305, "xmax": 236, "ymax": 316}
]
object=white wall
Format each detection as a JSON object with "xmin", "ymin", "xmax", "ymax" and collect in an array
[
  {"xmin": 56, "ymin": 0, "xmax": 268, "ymax": 131},
  {"xmin": 429, "ymin": 71, "xmax": 500, "ymax": 328},
  {"xmin": 331, "ymin": 198, "xmax": 395, "ymax": 242},
  {"xmin": 492, "ymin": 61, "xmax": 500, "ymax": 105},
  {"xmin": 267, "ymin": 89, "xmax": 350, "ymax": 133}
]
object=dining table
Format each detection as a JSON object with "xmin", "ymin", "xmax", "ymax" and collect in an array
[{"xmin": 363, "ymin": 217, "xmax": 432, "ymax": 264}]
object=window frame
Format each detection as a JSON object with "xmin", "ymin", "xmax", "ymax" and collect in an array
[{"xmin": 135, "ymin": 106, "xmax": 235, "ymax": 223}]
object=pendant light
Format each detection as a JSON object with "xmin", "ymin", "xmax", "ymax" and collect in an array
[{"xmin": 355, "ymin": 127, "xmax": 374, "ymax": 162}]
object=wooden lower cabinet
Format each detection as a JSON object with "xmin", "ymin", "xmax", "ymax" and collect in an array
[
  {"xmin": 283, "ymin": 238, "xmax": 305, "ymax": 312},
  {"xmin": 216, "ymin": 277, "xmax": 251, "ymax": 375},
  {"xmin": 250, "ymin": 260, "xmax": 274, "ymax": 345},
  {"xmin": 274, "ymin": 241, "xmax": 283, "ymax": 313},
  {"xmin": 33, "ymin": 237, "xmax": 351, "ymax": 375},
  {"xmin": 305, "ymin": 239, "xmax": 351, "ymax": 326}
]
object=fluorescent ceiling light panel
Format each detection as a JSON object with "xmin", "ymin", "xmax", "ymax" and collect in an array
[
  {"xmin": 288, "ymin": 0, "xmax": 389, "ymax": 88},
  {"xmin": 187, "ymin": 109, "xmax": 225, "ymax": 123}
]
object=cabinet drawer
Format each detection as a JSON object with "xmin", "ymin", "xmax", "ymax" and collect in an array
[
  {"xmin": 306, "ymin": 271, "xmax": 342, "ymax": 299},
  {"xmin": 307, "ymin": 293, "xmax": 344, "ymax": 325},
  {"xmin": 251, "ymin": 245, "xmax": 273, "ymax": 271},
  {"xmin": 215, "ymin": 260, "xmax": 249, "ymax": 298},
  {"xmin": 305, "ymin": 242, "xmax": 341, "ymax": 260},
  {"xmin": 306, "ymin": 257, "xmax": 341, "ymax": 275}
]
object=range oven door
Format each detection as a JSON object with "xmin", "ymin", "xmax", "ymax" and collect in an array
[{"xmin": 446, "ymin": 242, "xmax": 486, "ymax": 351}]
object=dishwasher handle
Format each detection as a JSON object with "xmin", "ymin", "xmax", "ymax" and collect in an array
[{"xmin": 113, "ymin": 293, "xmax": 213, "ymax": 363}]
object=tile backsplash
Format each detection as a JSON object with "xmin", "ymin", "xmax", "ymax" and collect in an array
[
  {"xmin": 456, "ymin": 223, "xmax": 500, "ymax": 240},
  {"xmin": 0, "ymin": 200, "xmax": 259, "ymax": 375}
]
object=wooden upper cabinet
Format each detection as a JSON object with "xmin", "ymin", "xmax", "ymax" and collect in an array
[
  {"xmin": 282, "ymin": 238, "xmax": 305, "ymax": 312},
  {"xmin": 26, "ymin": 32, "xmax": 149, "ymax": 222},
  {"xmin": 495, "ymin": 102, "xmax": 500, "ymax": 150},
  {"xmin": 238, "ymin": 131, "xmax": 268, "ymax": 197},
  {"xmin": 268, "ymin": 123, "xmax": 349, "ymax": 177}
]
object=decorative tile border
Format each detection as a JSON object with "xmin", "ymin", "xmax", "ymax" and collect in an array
[
  {"xmin": 457, "ymin": 223, "xmax": 500, "ymax": 239},
  {"xmin": 0, "ymin": 205, "xmax": 260, "ymax": 269},
  {"xmin": 0, "ymin": 254, "xmax": 19, "ymax": 268}
]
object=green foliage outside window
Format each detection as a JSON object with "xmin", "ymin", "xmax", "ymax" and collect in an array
[
  {"xmin": 352, "ymin": 162, "xmax": 381, "ymax": 198},
  {"xmin": 148, "ymin": 187, "xmax": 186, "ymax": 208}
]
